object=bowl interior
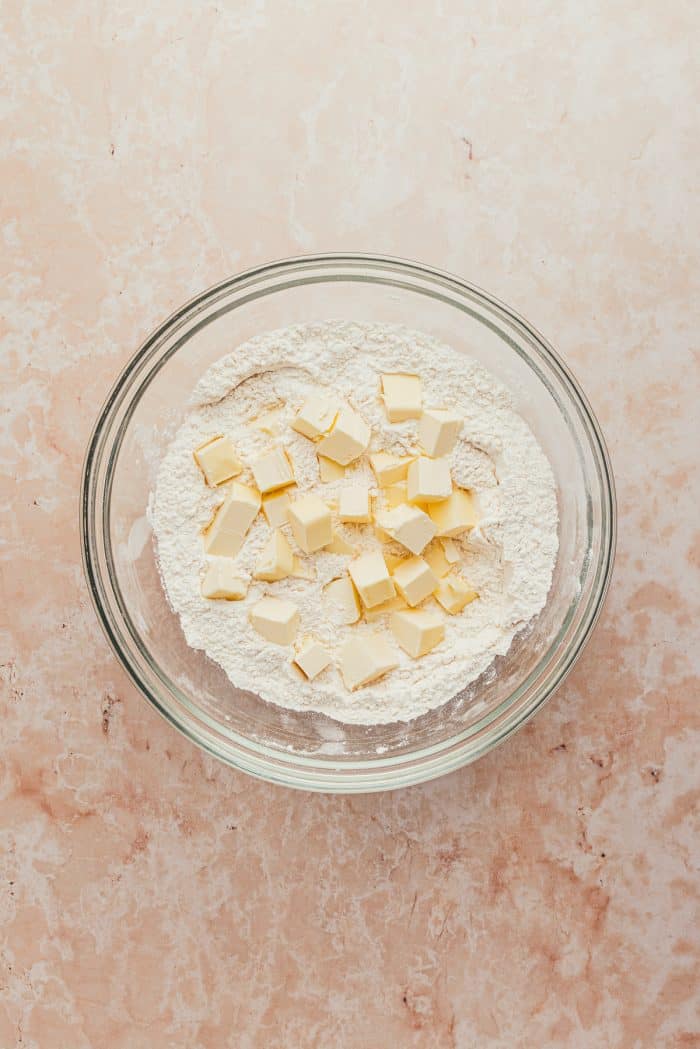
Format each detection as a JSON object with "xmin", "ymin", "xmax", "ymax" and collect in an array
[{"xmin": 85, "ymin": 257, "xmax": 613, "ymax": 789}]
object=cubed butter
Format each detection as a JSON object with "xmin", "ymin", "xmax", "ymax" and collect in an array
[
  {"xmin": 340, "ymin": 634, "xmax": 399, "ymax": 690},
  {"xmin": 288, "ymin": 494, "xmax": 333, "ymax": 553},
  {"xmin": 369, "ymin": 451, "xmax": 414, "ymax": 486},
  {"xmin": 440, "ymin": 537, "xmax": 462, "ymax": 563},
  {"xmin": 293, "ymin": 638, "xmax": 332, "ymax": 680},
  {"xmin": 391, "ymin": 556, "xmax": 438, "ymax": 607},
  {"xmin": 423, "ymin": 541, "xmax": 451, "ymax": 578},
  {"xmin": 407, "ymin": 456, "xmax": 452, "ymax": 504},
  {"xmin": 348, "ymin": 551, "xmax": 395, "ymax": 609},
  {"xmin": 418, "ymin": 409, "xmax": 463, "ymax": 458},
  {"xmin": 316, "ymin": 406, "xmax": 371, "ymax": 465},
  {"xmin": 390, "ymin": 608, "xmax": 445, "ymax": 659},
  {"xmin": 193, "ymin": 435, "xmax": 243, "ymax": 487},
  {"xmin": 338, "ymin": 485, "xmax": 371, "ymax": 523},
  {"xmin": 203, "ymin": 482, "xmax": 261, "ymax": 557},
  {"xmin": 434, "ymin": 575, "xmax": 479, "ymax": 614},
  {"xmin": 323, "ymin": 575, "xmax": 361, "ymax": 625},
  {"xmin": 381, "ymin": 373, "xmax": 422, "ymax": 422},
  {"xmin": 201, "ymin": 560, "xmax": 248, "ymax": 600},
  {"xmin": 383, "ymin": 481, "xmax": 409, "ymax": 509},
  {"xmin": 325, "ymin": 530, "xmax": 356, "ymax": 556},
  {"xmin": 251, "ymin": 447, "xmax": 295, "ymax": 494},
  {"xmin": 317, "ymin": 455, "xmax": 345, "ymax": 482},
  {"xmin": 291, "ymin": 393, "xmax": 340, "ymax": 440},
  {"xmin": 253, "ymin": 529, "xmax": 294, "ymax": 582},
  {"xmin": 376, "ymin": 504, "xmax": 436, "ymax": 555},
  {"xmin": 427, "ymin": 488, "xmax": 477, "ymax": 536},
  {"xmin": 363, "ymin": 593, "xmax": 408, "ymax": 622},
  {"xmin": 262, "ymin": 489, "xmax": 292, "ymax": 528},
  {"xmin": 290, "ymin": 555, "xmax": 316, "ymax": 581},
  {"xmin": 249, "ymin": 596, "xmax": 300, "ymax": 645}
]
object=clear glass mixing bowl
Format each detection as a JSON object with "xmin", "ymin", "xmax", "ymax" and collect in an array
[{"xmin": 81, "ymin": 254, "xmax": 616, "ymax": 792}]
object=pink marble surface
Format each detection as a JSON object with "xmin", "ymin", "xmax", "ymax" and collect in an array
[{"xmin": 2, "ymin": 3, "xmax": 699, "ymax": 1046}]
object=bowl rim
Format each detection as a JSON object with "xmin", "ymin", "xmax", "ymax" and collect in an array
[{"xmin": 81, "ymin": 252, "xmax": 617, "ymax": 792}]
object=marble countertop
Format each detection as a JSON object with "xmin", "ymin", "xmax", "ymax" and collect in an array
[{"xmin": 2, "ymin": 4, "xmax": 698, "ymax": 1047}]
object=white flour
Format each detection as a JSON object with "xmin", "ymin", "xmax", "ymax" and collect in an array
[{"xmin": 150, "ymin": 321, "xmax": 558, "ymax": 724}]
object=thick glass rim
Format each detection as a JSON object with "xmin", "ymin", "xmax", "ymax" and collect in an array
[{"xmin": 81, "ymin": 253, "xmax": 616, "ymax": 792}]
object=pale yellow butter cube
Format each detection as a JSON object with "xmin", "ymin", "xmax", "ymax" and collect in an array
[
  {"xmin": 250, "ymin": 596, "xmax": 300, "ymax": 645},
  {"xmin": 338, "ymin": 486, "xmax": 371, "ymax": 523},
  {"xmin": 251, "ymin": 446, "xmax": 295, "ymax": 494},
  {"xmin": 323, "ymin": 575, "xmax": 361, "ymax": 625},
  {"xmin": 376, "ymin": 504, "xmax": 436, "ymax": 556},
  {"xmin": 290, "ymin": 555, "xmax": 316, "ymax": 581},
  {"xmin": 391, "ymin": 556, "xmax": 438, "ymax": 607},
  {"xmin": 381, "ymin": 373, "xmax": 422, "ymax": 422},
  {"xmin": 262, "ymin": 489, "xmax": 292, "ymax": 528},
  {"xmin": 383, "ymin": 481, "xmax": 409, "ymax": 509},
  {"xmin": 390, "ymin": 608, "xmax": 445, "ymax": 658},
  {"xmin": 363, "ymin": 593, "xmax": 408, "ymax": 622},
  {"xmin": 291, "ymin": 393, "xmax": 340, "ymax": 440},
  {"xmin": 407, "ymin": 456, "xmax": 452, "ymax": 504},
  {"xmin": 427, "ymin": 488, "xmax": 477, "ymax": 536},
  {"xmin": 201, "ymin": 560, "xmax": 248, "ymax": 600},
  {"xmin": 193, "ymin": 435, "xmax": 243, "ymax": 487},
  {"xmin": 317, "ymin": 455, "xmax": 345, "ymax": 482},
  {"xmin": 203, "ymin": 482, "xmax": 261, "ymax": 557},
  {"xmin": 325, "ymin": 530, "xmax": 356, "ymax": 556},
  {"xmin": 440, "ymin": 537, "xmax": 462, "ymax": 563},
  {"xmin": 288, "ymin": 493, "xmax": 333, "ymax": 553},
  {"xmin": 424, "ymin": 541, "xmax": 451, "ymax": 578},
  {"xmin": 340, "ymin": 634, "xmax": 399, "ymax": 690},
  {"xmin": 434, "ymin": 575, "xmax": 479, "ymax": 614},
  {"xmin": 293, "ymin": 638, "xmax": 332, "ymax": 680},
  {"xmin": 253, "ymin": 529, "xmax": 295, "ymax": 582},
  {"xmin": 348, "ymin": 551, "xmax": 395, "ymax": 609},
  {"xmin": 316, "ymin": 406, "xmax": 371, "ymax": 466},
  {"xmin": 369, "ymin": 451, "xmax": 414, "ymax": 486},
  {"xmin": 418, "ymin": 409, "xmax": 463, "ymax": 458}
]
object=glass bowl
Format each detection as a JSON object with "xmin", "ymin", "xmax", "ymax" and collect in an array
[{"xmin": 81, "ymin": 254, "xmax": 616, "ymax": 792}]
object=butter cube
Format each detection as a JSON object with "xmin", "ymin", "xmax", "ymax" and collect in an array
[
  {"xmin": 201, "ymin": 560, "xmax": 248, "ymax": 600},
  {"xmin": 427, "ymin": 488, "xmax": 477, "ymax": 536},
  {"xmin": 193, "ymin": 435, "xmax": 243, "ymax": 487},
  {"xmin": 325, "ymin": 530, "xmax": 356, "ymax": 556},
  {"xmin": 203, "ymin": 482, "xmax": 261, "ymax": 557},
  {"xmin": 262, "ymin": 489, "xmax": 292, "ymax": 528},
  {"xmin": 434, "ymin": 575, "xmax": 479, "ymax": 614},
  {"xmin": 288, "ymin": 494, "xmax": 333, "ymax": 553},
  {"xmin": 250, "ymin": 596, "xmax": 300, "ymax": 645},
  {"xmin": 291, "ymin": 393, "xmax": 340, "ymax": 440},
  {"xmin": 316, "ymin": 406, "xmax": 371, "ymax": 465},
  {"xmin": 407, "ymin": 456, "xmax": 452, "ymax": 504},
  {"xmin": 419, "ymin": 409, "xmax": 463, "ymax": 458},
  {"xmin": 424, "ymin": 541, "xmax": 451, "ymax": 579},
  {"xmin": 291, "ymin": 555, "xmax": 316, "ymax": 581},
  {"xmin": 392, "ymin": 556, "xmax": 438, "ymax": 607},
  {"xmin": 317, "ymin": 455, "xmax": 345, "ymax": 482},
  {"xmin": 390, "ymin": 608, "xmax": 445, "ymax": 658},
  {"xmin": 293, "ymin": 638, "xmax": 332, "ymax": 680},
  {"xmin": 340, "ymin": 634, "xmax": 399, "ymax": 690},
  {"xmin": 251, "ymin": 447, "xmax": 295, "ymax": 494},
  {"xmin": 338, "ymin": 486, "xmax": 371, "ymax": 523},
  {"xmin": 369, "ymin": 451, "xmax": 414, "ymax": 486},
  {"xmin": 376, "ymin": 504, "xmax": 436, "ymax": 555},
  {"xmin": 363, "ymin": 593, "xmax": 408, "ymax": 622},
  {"xmin": 381, "ymin": 373, "xmax": 422, "ymax": 422},
  {"xmin": 323, "ymin": 575, "xmax": 361, "ymax": 625},
  {"xmin": 383, "ymin": 481, "xmax": 409, "ymax": 509},
  {"xmin": 440, "ymin": 537, "xmax": 462, "ymax": 563},
  {"xmin": 253, "ymin": 529, "xmax": 295, "ymax": 582},
  {"xmin": 348, "ymin": 551, "xmax": 395, "ymax": 609}
]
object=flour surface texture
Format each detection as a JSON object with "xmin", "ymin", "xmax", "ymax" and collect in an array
[{"xmin": 150, "ymin": 322, "xmax": 559, "ymax": 725}]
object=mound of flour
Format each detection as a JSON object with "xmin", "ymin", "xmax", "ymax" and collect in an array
[{"xmin": 149, "ymin": 321, "xmax": 558, "ymax": 724}]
